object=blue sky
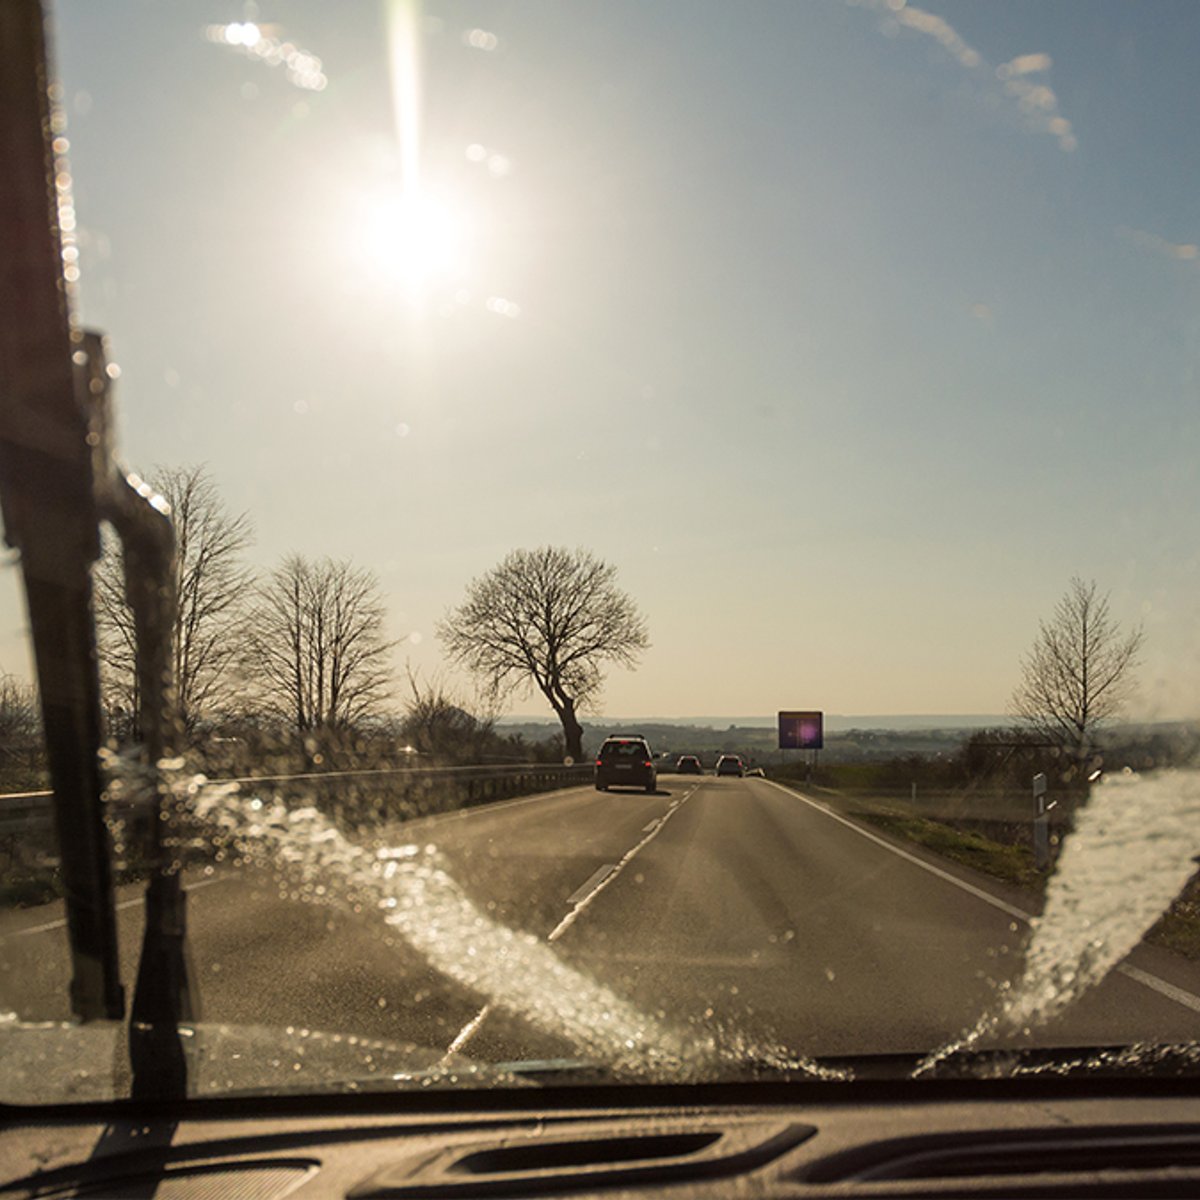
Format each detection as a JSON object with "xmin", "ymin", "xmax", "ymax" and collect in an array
[{"xmin": 2, "ymin": 0, "xmax": 1197, "ymax": 718}]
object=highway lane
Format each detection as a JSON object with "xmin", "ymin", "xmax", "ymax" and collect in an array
[{"xmin": 2, "ymin": 773, "xmax": 1198, "ymax": 1081}]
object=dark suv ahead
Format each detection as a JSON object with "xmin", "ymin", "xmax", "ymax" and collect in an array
[{"xmin": 595, "ymin": 736, "xmax": 657, "ymax": 792}]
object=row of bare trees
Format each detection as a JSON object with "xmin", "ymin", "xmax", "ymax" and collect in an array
[
  {"xmin": 95, "ymin": 466, "xmax": 395, "ymax": 742},
  {"xmin": 92, "ymin": 467, "xmax": 651, "ymax": 764}
]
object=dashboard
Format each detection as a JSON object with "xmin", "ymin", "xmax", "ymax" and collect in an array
[{"xmin": 4, "ymin": 1079, "xmax": 1200, "ymax": 1198}]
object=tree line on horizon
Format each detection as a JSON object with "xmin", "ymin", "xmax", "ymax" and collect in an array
[{"xmin": 0, "ymin": 465, "xmax": 1154, "ymax": 784}]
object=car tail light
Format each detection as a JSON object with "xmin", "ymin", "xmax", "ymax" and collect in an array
[
  {"xmin": 595, "ymin": 759, "xmax": 602, "ymax": 767},
  {"xmin": 644, "ymin": 760, "xmax": 653, "ymax": 768}
]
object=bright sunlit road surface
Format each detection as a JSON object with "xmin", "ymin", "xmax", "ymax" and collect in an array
[{"xmin": 2, "ymin": 776, "xmax": 1199, "ymax": 1072}]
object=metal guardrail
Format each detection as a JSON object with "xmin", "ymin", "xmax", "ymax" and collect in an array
[{"xmin": 0, "ymin": 762, "xmax": 593, "ymax": 835}]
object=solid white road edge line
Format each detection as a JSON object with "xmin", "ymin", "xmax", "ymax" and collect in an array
[
  {"xmin": 6, "ymin": 873, "xmax": 232, "ymax": 941},
  {"xmin": 1118, "ymin": 964, "xmax": 1200, "ymax": 1015},
  {"xmin": 761, "ymin": 777, "xmax": 1200, "ymax": 1016},
  {"xmin": 759, "ymin": 778, "xmax": 1029, "ymax": 921},
  {"xmin": 442, "ymin": 783, "xmax": 701, "ymax": 1057}
]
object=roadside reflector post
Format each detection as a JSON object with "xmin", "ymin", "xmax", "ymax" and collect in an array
[{"xmin": 1032, "ymin": 772, "xmax": 1050, "ymax": 871}]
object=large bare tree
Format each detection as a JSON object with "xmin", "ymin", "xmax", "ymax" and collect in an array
[
  {"xmin": 95, "ymin": 465, "xmax": 253, "ymax": 736},
  {"xmin": 438, "ymin": 546, "xmax": 649, "ymax": 761},
  {"xmin": 1010, "ymin": 576, "xmax": 1144, "ymax": 766},
  {"xmin": 241, "ymin": 555, "xmax": 394, "ymax": 733}
]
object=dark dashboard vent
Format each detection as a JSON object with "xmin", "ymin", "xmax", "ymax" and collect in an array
[
  {"xmin": 349, "ymin": 1120, "xmax": 813, "ymax": 1197},
  {"xmin": 809, "ymin": 1125, "xmax": 1200, "ymax": 1185},
  {"xmin": 887, "ymin": 1134, "xmax": 1200, "ymax": 1180},
  {"xmin": 451, "ymin": 1130, "xmax": 720, "ymax": 1174}
]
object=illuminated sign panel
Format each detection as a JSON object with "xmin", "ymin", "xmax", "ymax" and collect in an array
[{"xmin": 778, "ymin": 710, "xmax": 823, "ymax": 750}]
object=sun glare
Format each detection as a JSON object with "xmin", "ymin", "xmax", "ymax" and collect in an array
[{"xmin": 357, "ymin": 185, "xmax": 472, "ymax": 298}]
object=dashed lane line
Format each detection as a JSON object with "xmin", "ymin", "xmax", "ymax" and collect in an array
[
  {"xmin": 442, "ymin": 783, "xmax": 701, "ymax": 1059},
  {"xmin": 546, "ymin": 788, "xmax": 698, "ymax": 944},
  {"xmin": 566, "ymin": 865, "xmax": 617, "ymax": 906}
]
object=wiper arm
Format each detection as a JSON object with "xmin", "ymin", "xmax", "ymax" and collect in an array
[
  {"xmin": 0, "ymin": 0, "xmax": 194, "ymax": 1101},
  {"xmin": 0, "ymin": 0, "xmax": 122, "ymax": 1026},
  {"xmin": 85, "ymin": 335, "xmax": 198, "ymax": 1101}
]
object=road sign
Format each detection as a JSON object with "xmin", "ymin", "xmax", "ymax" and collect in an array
[{"xmin": 778, "ymin": 711, "xmax": 823, "ymax": 750}]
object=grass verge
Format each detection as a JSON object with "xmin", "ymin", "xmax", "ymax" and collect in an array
[
  {"xmin": 1146, "ymin": 882, "xmax": 1200, "ymax": 960},
  {"xmin": 850, "ymin": 807, "xmax": 1045, "ymax": 891},
  {"xmin": 0, "ymin": 875, "xmax": 64, "ymax": 908}
]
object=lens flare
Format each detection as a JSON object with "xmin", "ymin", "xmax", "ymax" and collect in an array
[{"xmin": 357, "ymin": 184, "xmax": 471, "ymax": 297}]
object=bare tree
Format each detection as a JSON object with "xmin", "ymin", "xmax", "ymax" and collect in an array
[
  {"xmin": 438, "ymin": 546, "xmax": 649, "ymax": 761},
  {"xmin": 1010, "ymin": 576, "xmax": 1144, "ymax": 766},
  {"xmin": 0, "ymin": 673, "xmax": 39, "ymax": 751},
  {"xmin": 241, "ymin": 555, "xmax": 394, "ymax": 734},
  {"xmin": 95, "ymin": 465, "xmax": 253, "ymax": 735}
]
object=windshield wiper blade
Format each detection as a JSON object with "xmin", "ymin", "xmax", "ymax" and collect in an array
[
  {"xmin": 0, "ymin": 0, "xmax": 193, "ymax": 1103},
  {"xmin": 0, "ymin": 0, "xmax": 122, "ymax": 1027}
]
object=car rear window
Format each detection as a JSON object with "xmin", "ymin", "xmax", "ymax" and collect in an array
[{"xmin": 601, "ymin": 741, "xmax": 648, "ymax": 759}]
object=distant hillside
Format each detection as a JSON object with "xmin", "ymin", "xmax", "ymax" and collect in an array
[
  {"xmin": 497, "ymin": 714, "xmax": 1011, "ymax": 733},
  {"xmin": 493, "ymin": 714, "xmax": 1196, "ymax": 765},
  {"xmin": 493, "ymin": 715, "xmax": 1011, "ymax": 763}
]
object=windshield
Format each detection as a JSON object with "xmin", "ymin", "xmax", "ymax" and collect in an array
[{"xmin": 1, "ymin": 0, "xmax": 1198, "ymax": 1104}]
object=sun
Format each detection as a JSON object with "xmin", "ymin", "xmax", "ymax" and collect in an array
[{"xmin": 356, "ymin": 183, "xmax": 472, "ymax": 298}]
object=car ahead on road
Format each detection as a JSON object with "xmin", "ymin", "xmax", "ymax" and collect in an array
[
  {"xmin": 595, "ymin": 736, "xmax": 657, "ymax": 792},
  {"xmin": 715, "ymin": 755, "xmax": 745, "ymax": 777},
  {"xmin": 675, "ymin": 755, "xmax": 703, "ymax": 774}
]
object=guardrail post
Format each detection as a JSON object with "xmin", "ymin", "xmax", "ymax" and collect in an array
[{"xmin": 1032, "ymin": 772, "xmax": 1051, "ymax": 871}]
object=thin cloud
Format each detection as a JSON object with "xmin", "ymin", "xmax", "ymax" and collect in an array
[
  {"xmin": 1119, "ymin": 227, "xmax": 1200, "ymax": 264},
  {"xmin": 894, "ymin": 6, "xmax": 981, "ymax": 69},
  {"xmin": 996, "ymin": 54, "xmax": 1076, "ymax": 152},
  {"xmin": 849, "ymin": 1, "xmax": 1077, "ymax": 152},
  {"xmin": 998, "ymin": 52, "xmax": 1053, "ymax": 77}
]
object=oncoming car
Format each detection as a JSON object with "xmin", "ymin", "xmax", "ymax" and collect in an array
[
  {"xmin": 595, "ymin": 736, "xmax": 657, "ymax": 792},
  {"xmin": 715, "ymin": 755, "xmax": 745, "ymax": 777}
]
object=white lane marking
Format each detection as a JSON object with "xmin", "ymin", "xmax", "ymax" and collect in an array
[
  {"xmin": 642, "ymin": 820, "xmax": 659, "ymax": 833},
  {"xmin": 1118, "ymin": 964, "xmax": 1200, "ymax": 1014},
  {"xmin": 567, "ymin": 865, "xmax": 616, "ymax": 906},
  {"xmin": 5, "ymin": 874, "xmax": 232, "ymax": 940},
  {"xmin": 547, "ymin": 789, "xmax": 696, "ymax": 944},
  {"xmin": 760, "ymin": 778, "xmax": 1029, "ymax": 920},
  {"xmin": 444, "ymin": 784, "xmax": 701, "ymax": 1056},
  {"xmin": 760, "ymin": 777, "xmax": 1200, "ymax": 1015},
  {"xmin": 445, "ymin": 1003, "xmax": 492, "ymax": 1057}
]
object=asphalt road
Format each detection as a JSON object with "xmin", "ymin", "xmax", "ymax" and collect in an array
[{"xmin": 2, "ymin": 774, "xmax": 1199, "ymax": 1079}]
